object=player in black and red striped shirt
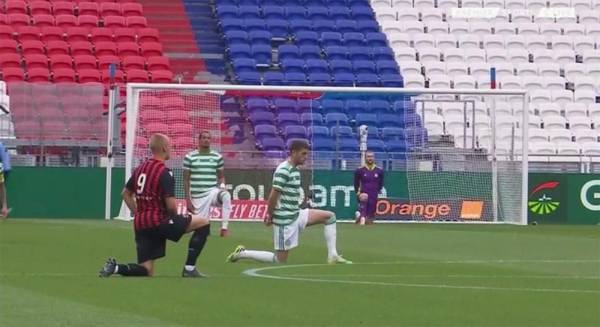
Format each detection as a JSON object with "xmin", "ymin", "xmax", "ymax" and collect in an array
[{"xmin": 99, "ymin": 134, "xmax": 211, "ymax": 278}]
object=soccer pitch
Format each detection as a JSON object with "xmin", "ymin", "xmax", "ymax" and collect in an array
[{"xmin": 1, "ymin": 220, "xmax": 599, "ymax": 327}]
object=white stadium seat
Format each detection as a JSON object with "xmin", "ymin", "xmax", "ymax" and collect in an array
[
  {"xmin": 487, "ymin": 49, "xmax": 509, "ymax": 63},
  {"xmin": 516, "ymin": 62, "xmax": 538, "ymax": 76},
  {"xmin": 569, "ymin": 116, "xmax": 594, "ymax": 131},
  {"xmin": 392, "ymin": 0, "xmax": 413, "ymax": 7},
  {"xmin": 424, "ymin": 113, "xmax": 445, "ymax": 135},
  {"xmin": 552, "ymin": 90, "xmax": 574, "ymax": 107},
  {"xmin": 507, "ymin": 49, "xmax": 530, "ymax": 63},
  {"xmin": 548, "ymin": 129, "xmax": 573, "ymax": 144},
  {"xmin": 462, "ymin": 0, "xmax": 483, "ymax": 7},
  {"xmin": 574, "ymin": 129, "xmax": 599, "ymax": 144},
  {"xmin": 526, "ymin": 0, "xmax": 547, "ymax": 11},
  {"xmin": 438, "ymin": 0, "xmax": 460, "ymax": 9},
  {"xmin": 579, "ymin": 11, "xmax": 600, "ymax": 24},
  {"xmin": 483, "ymin": 35, "xmax": 505, "ymax": 49},
  {"xmin": 526, "ymin": 35, "xmax": 548, "ymax": 50},
  {"xmin": 421, "ymin": 8, "xmax": 445, "ymax": 22},
  {"xmin": 453, "ymin": 75, "xmax": 477, "ymax": 89},
  {"xmin": 573, "ymin": 76, "xmax": 598, "ymax": 91},
  {"xmin": 564, "ymin": 63, "xmax": 589, "ymax": 80},
  {"xmin": 543, "ymin": 116, "xmax": 568, "ymax": 129},
  {"xmin": 403, "ymin": 74, "xmax": 426, "ymax": 88},
  {"xmin": 512, "ymin": 11, "xmax": 534, "ymax": 24},
  {"xmin": 458, "ymin": 34, "xmax": 481, "ymax": 48},
  {"xmin": 501, "ymin": 76, "xmax": 523, "ymax": 89},
  {"xmin": 414, "ymin": 0, "xmax": 436, "ymax": 8},
  {"xmin": 505, "ymin": 0, "xmax": 526, "ymax": 10},
  {"xmin": 522, "ymin": 76, "xmax": 544, "ymax": 90},
  {"xmin": 423, "ymin": 61, "xmax": 446, "ymax": 76},
  {"xmin": 563, "ymin": 23, "xmax": 586, "ymax": 37},
  {"xmin": 394, "ymin": 47, "xmax": 417, "ymax": 61},
  {"xmin": 429, "ymin": 74, "xmax": 452, "ymax": 88},
  {"xmin": 554, "ymin": 49, "xmax": 576, "ymax": 65},
  {"xmin": 465, "ymin": 49, "xmax": 486, "ymax": 62},
  {"xmin": 530, "ymin": 89, "xmax": 552, "ymax": 103},
  {"xmin": 427, "ymin": 21, "xmax": 450, "ymax": 35},
  {"xmin": 583, "ymin": 50, "xmax": 600, "ymax": 64},
  {"xmin": 538, "ymin": 63, "xmax": 561, "ymax": 76},
  {"xmin": 398, "ymin": 61, "xmax": 422, "ymax": 75},
  {"xmin": 574, "ymin": 90, "xmax": 597, "ymax": 104},
  {"xmin": 403, "ymin": 21, "xmax": 425, "ymax": 33},
  {"xmin": 470, "ymin": 62, "xmax": 492, "ymax": 78},
  {"xmin": 418, "ymin": 47, "xmax": 442, "ymax": 62},
  {"xmin": 449, "ymin": 21, "xmax": 470, "ymax": 35},
  {"xmin": 435, "ymin": 34, "xmax": 457, "ymax": 49},
  {"xmin": 572, "ymin": 0, "xmax": 593, "ymax": 11},
  {"xmin": 564, "ymin": 103, "xmax": 589, "ymax": 119},
  {"xmin": 544, "ymin": 76, "xmax": 567, "ymax": 91},
  {"xmin": 413, "ymin": 33, "xmax": 436, "ymax": 48},
  {"xmin": 389, "ymin": 33, "xmax": 411, "ymax": 48},
  {"xmin": 573, "ymin": 36, "xmax": 596, "ymax": 52},
  {"xmin": 398, "ymin": 8, "xmax": 420, "ymax": 22},
  {"xmin": 589, "ymin": 103, "xmax": 600, "ymax": 119},
  {"xmin": 551, "ymin": 35, "xmax": 573, "ymax": 50},
  {"xmin": 528, "ymin": 128, "xmax": 549, "ymax": 142},
  {"xmin": 536, "ymin": 102, "xmax": 562, "ymax": 118},
  {"xmin": 494, "ymin": 22, "xmax": 517, "ymax": 35},
  {"xmin": 585, "ymin": 24, "xmax": 600, "ymax": 37},
  {"xmin": 446, "ymin": 62, "xmax": 469, "ymax": 76}
]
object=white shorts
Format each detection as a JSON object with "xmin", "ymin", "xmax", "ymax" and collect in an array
[
  {"xmin": 273, "ymin": 209, "xmax": 309, "ymax": 251},
  {"xmin": 191, "ymin": 188, "xmax": 223, "ymax": 218}
]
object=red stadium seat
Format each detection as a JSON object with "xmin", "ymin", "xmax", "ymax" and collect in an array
[
  {"xmin": 126, "ymin": 16, "xmax": 148, "ymax": 29},
  {"xmin": 77, "ymin": 2, "xmax": 100, "ymax": 17},
  {"xmin": 49, "ymin": 54, "xmax": 73, "ymax": 70},
  {"xmin": 23, "ymin": 54, "xmax": 48, "ymax": 69},
  {"xmin": 145, "ymin": 122, "xmax": 169, "ymax": 135},
  {"xmin": 1, "ymin": 67, "xmax": 25, "ymax": 81},
  {"xmin": 41, "ymin": 27, "xmax": 65, "ymax": 42},
  {"xmin": 65, "ymin": 27, "xmax": 89, "ymax": 42},
  {"xmin": 0, "ymin": 26, "xmax": 15, "ymax": 40},
  {"xmin": 140, "ymin": 109, "xmax": 166, "ymax": 123},
  {"xmin": 21, "ymin": 40, "xmax": 45, "ymax": 55},
  {"xmin": 5, "ymin": 1, "xmax": 27, "ymax": 15},
  {"xmin": 95, "ymin": 41, "xmax": 117, "ymax": 56},
  {"xmin": 166, "ymin": 110, "xmax": 190, "ymax": 124},
  {"xmin": 91, "ymin": 27, "xmax": 113, "ymax": 43},
  {"xmin": 114, "ymin": 28, "xmax": 136, "ymax": 42},
  {"xmin": 169, "ymin": 123, "xmax": 193, "ymax": 137},
  {"xmin": 141, "ymin": 42, "xmax": 163, "ymax": 57},
  {"xmin": 74, "ymin": 55, "xmax": 97, "ymax": 70},
  {"xmin": 32, "ymin": 14, "xmax": 55, "ymax": 27},
  {"xmin": 30, "ymin": 1, "xmax": 53, "ymax": 15},
  {"xmin": 122, "ymin": 3, "xmax": 143, "ymax": 17},
  {"xmin": 137, "ymin": 28, "xmax": 159, "ymax": 43},
  {"xmin": 0, "ymin": 53, "xmax": 21, "ymax": 68},
  {"xmin": 126, "ymin": 69, "xmax": 149, "ymax": 82},
  {"xmin": 117, "ymin": 42, "xmax": 139, "ymax": 57},
  {"xmin": 53, "ymin": 68, "xmax": 76, "ymax": 82},
  {"xmin": 56, "ymin": 14, "xmax": 77, "ymax": 28},
  {"xmin": 78, "ymin": 15, "xmax": 99, "ymax": 30},
  {"xmin": 16, "ymin": 26, "xmax": 41, "ymax": 41},
  {"xmin": 123, "ymin": 56, "xmax": 145, "ymax": 70},
  {"xmin": 53, "ymin": 2, "xmax": 75, "ymax": 16},
  {"xmin": 151, "ymin": 70, "xmax": 174, "ymax": 83},
  {"xmin": 46, "ymin": 40, "xmax": 70, "ymax": 56},
  {"xmin": 100, "ymin": 3, "xmax": 122, "ymax": 17},
  {"xmin": 8, "ymin": 13, "xmax": 30, "ymax": 27},
  {"xmin": 98, "ymin": 55, "xmax": 120, "ymax": 69},
  {"xmin": 147, "ymin": 56, "xmax": 170, "ymax": 71},
  {"xmin": 0, "ymin": 40, "xmax": 18, "ymax": 55},
  {"xmin": 101, "ymin": 69, "xmax": 124, "ymax": 83},
  {"xmin": 28, "ymin": 67, "xmax": 51, "ymax": 82},
  {"xmin": 78, "ymin": 69, "xmax": 102, "ymax": 83},
  {"xmin": 70, "ymin": 41, "xmax": 94, "ymax": 56},
  {"xmin": 103, "ymin": 16, "xmax": 126, "ymax": 29},
  {"xmin": 0, "ymin": 14, "xmax": 6, "ymax": 25}
]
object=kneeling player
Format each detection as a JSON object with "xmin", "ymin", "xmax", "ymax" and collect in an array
[
  {"xmin": 99, "ymin": 134, "xmax": 211, "ymax": 278},
  {"xmin": 226, "ymin": 140, "xmax": 352, "ymax": 264},
  {"xmin": 354, "ymin": 151, "xmax": 384, "ymax": 224}
]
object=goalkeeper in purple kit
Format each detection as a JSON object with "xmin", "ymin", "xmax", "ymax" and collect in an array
[{"xmin": 354, "ymin": 151, "xmax": 384, "ymax": 224}]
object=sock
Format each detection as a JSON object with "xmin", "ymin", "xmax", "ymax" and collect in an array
[
  {"xmin": 358, "ymin": 199, "xmax": 367, "ymax": 217},
  {"xmin": 184, "ymin": 265, "xmax": 195, "ymax": 271},
  {"xmin": 324, "ymin": 215, "xmax": 339, "ymax": 258},
  {"xmin": 238, "ymin": 250, "xmax": 277, "ymax": 263},
  {"xmin": 116, "ymin": 264, "xmax": 148, "ymax": 277},
  {"xmin": 185, "ymin": 224, "xmax": 210, "ymax": 266},
  {"xmin": 220, "ymin": 191, "xmax": 231, "ymax": 230}
]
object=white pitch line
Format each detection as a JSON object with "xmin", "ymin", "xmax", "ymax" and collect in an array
[
  {"xmin": 242, "ymin": 260, "xmax": 600, "ymax": 295},
  {"xmin": 281, "ymin": 274, "xmax": 600, "ymax": 280}
]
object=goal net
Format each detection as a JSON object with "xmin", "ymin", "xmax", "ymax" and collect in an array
[{"xmin": 116, "ymin": 84, "xmax": 528, "ymax": 225}]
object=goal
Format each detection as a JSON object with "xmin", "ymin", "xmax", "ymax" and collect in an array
[{"xmin": 113, "ymin": 84, "xmax": 529, "ymax": 225}]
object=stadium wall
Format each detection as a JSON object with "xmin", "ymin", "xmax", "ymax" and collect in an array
[{"xmin": 6, "ymin": 168, "xmax": 599, "ymax": 224}]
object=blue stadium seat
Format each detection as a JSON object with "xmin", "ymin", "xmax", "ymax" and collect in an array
[
  {"xmin": 372, "ymin": 47, "xmax": 395, "ymax": 61},
  {"xmin": 263, "ymin": 71, "xmax": 285, "ymax": 85},
  {"xmin": 381, "ymin": 74, "xmax": 404, "ymax": 87},
  {"xmin": 278, "ymin": 113, "xmax": 301, "ymax": 128},
  {"xmin": 357, "ymin": 20, "xmax": 380, "ymax": 33},
  {"xmin": 232, "ymin": 58, "xmax": 256, "ymax": 72},
  {"xmin": 262, "ymin": 0, "xmax": 285, "ymax": 4},
  {"xmin": 404, "ymin": 113, "xmax": 423, "ymax": 127},
  {"xmin": 325, "ymin": 46, "xmax": 347, "ymax": 60},
  {"xmin": 307, "ymin": 6, "xmax": 329, "ymax": 20},
  {"xmin": 325, "ymin": 112, "xmax": 350, "ymax": 127},
  {"xmin": 284, "ymin": 72, "xmax": 307, "ymax": 85},
  {"xmin": 367, "ymin": 139, "xmax": 387, "ymax": 153},
  {"xmin": 329, "ymin": 6, "xmax": 352, "ymax": 20},
  {"xmin": 349, "ymin": 0, "xmax": 371, "ymax": 6},
  {"xmin": 239, "ymin": 5, "xmax": 261, "ymax": 19},
  {"xmin": 266, "ymin": 19, "xmax": 289, "ymax": 38},
  {"xmin": 352, "ymin": 60, "xmax": 376, "ymax": 74},
  {"xmin": 224, "ymin": 30, "xmax": 248, "ymax": 44},
  {"xmin": 379, "ymin": 114, "xmax": 405, "ymax": 128},
  {"xmin": 339, "ymin": 138, "xmax": 360, "ymax": 152},
  {"xmin": 393, "ymin": 100, "xmax": 416, "ymax": 114},
  {"xmin": 366, "ymin": 126, "xmax": 381, "ymax": 139},
  {"xmin": 405, "ymin": 127, "xmax": 428, "ymax": 147},
  {"xmin": 336, "ymin": 20, "xmax": 358, "ymax": 33},
  {"xmin": 246, "ymin": 98, "xmax": 270, "ymax": 113},
  {"xmin": 263, "ymin": 6, "xmax": 285, "ymax": 20},
  {"xmin": 216, "ymin": 5, "xmax": 238, "ymax": 20},
  {"xmin": 348, "ymin": 46, "xmax": 371, "ymax": 60},
  {"xmin": 305, "ymin": 59, "xmax": 329, "ymax": 73},
  {"xmin": 285, "ymin": 6, "xmax": 306, "ymax": 20},
  {"xmin": 249, "ymin": 30, "xmax": 272, "ymax": 45},
  {"xmin": 320, "ymin": 99, "xmax": 345, "ymax": 113},
  {"xmin": 273, "ymin": 98, "xmax": 297, "ymax": 113},
  {"xmin": 249, "ymin": 112, "xmax": 275, "ymax": 125},
  {"xmin": 330, "ymin": 126, "xmax": 354, "ymax": 139},
  {"xmin": 381, "ymin": 127, "xmax": 405, "ymax": 141},
  {"xmin": 254, "ymin": 124, "xmax": 278, "ymax": 141},
  {"xmin": 251, "ymin": 44, "xmax": 272, "ymax": 65},
  {"xmin": 229, "ymin": 44, "xmax": 251, "ymax": 59},
  {"xmin": 283, "ymin": 125, "xmax": 308, "ymax": 139},
  {"xmin": 278, "ymin": 44, "xmax": 300, "ymax": 61},
  {"xmin": 281, "ymin": 59, "xmax": 305, "ymax": 73},
  {"xmin": 355, "ymin": 113, "xmax": 379, "ymax": 127},
  {"xmin": 301, "ymin": 112, "xmax": 324, "ymax": 126},
  {"xmin": 308, "ymin": 125, "xmax": 330, "ymax": 138},
  {"xmin": 321, "ymin": 32, "xmax": 343, "ymax": 47},
  {"xmin": 351, "ymin": 6, "xmax": 375, "ymax": 20},
  {"xmin": 356, "ymin": 73, "xmax": 379, "ymax": 86},
  {"xmin": 308, "ymin": 72, "xmax": 332, "ymax": 85},
  {"xmin": 237, "ymin": 71, "xmax": 261, "ymax": 84},
  {"xmin": 332, "ymin": 72, "xmax": 355, "ymax": 86},
  {"xmin": 299, "ymin": 45, "xmax": 321, "ymax": 60},
  {"xmin": 260, "ymin": 137, "xmax": 285, "ymax": 151},
  {"xmin": 295, "ymin": 31, "xmax": 319, "ymax": 46},
  {"xmin": 313, "ymin": 20, "xmax": 336, "ymax": 33},
  {"xmin": 221, "ymin": 18, "xmax": 245, "ymax": 33},
  {"xmin": 238, "ymin": 0, "xmax": 260, "ymax": 5},
  {"xmin": 330, "ymin": 59, "xmax": 352, "ymax": 73},
  {"xmin": 367, "ymin": 99, "xmax": 390, "ymax": 114},
  {"xmin": 366, "ymin": 32, "xmax": 388, "ymax": 47},
  {"xmin": 312, "ymin": 136, "xmax": 335, "ymax": 151},
  {"xmin": 244, "ymin": 19, "xmax": 267, "ymax": 32},
  {"xmin": 345, "ymin": 99, "xmax": 367, "ymax": 116},
  {"xmin": 386, "ymin": 139, "xmax": 409, "ymax": 152},
  {"xmin": 376, "ymin": 60, "xmax": 400, "ymax": 74},
  {"xmin": 343, "ymin": 32, "xmax": 365, "ymax": 47},
  {"xmin": 290, "ymin": 19, "xmax": 312, "ymax": 33}
]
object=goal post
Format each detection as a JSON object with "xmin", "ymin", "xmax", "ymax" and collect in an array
[{"xmin": 115, "ymin": 84, "xmax": 528, "ymax": 225}]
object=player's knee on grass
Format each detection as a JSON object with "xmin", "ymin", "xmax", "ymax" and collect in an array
[
  {"xmin": 140, "ymin": 261, "xmax": 154, "ymax": 277},
  {"xmin": 275, "ymin": 251, "xmax": 287, "ymax": 263}
]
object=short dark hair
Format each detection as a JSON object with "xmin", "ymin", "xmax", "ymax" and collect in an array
[
  {"xmin": 289, "ymin": 139, "xmax": 310, "ymax": 152},
  {"xmin": 198, "ymin": 130, "xmax": 211, "ymax": 139}
]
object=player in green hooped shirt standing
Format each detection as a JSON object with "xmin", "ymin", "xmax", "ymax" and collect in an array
[{"xmin": 226, "ymin": 139, "xmax": 352, "ymax": 264}]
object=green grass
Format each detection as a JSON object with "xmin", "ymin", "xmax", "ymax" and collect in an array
[{"xmin": 1, "ymin": 219, "xmax": 599, "ymax": 327}]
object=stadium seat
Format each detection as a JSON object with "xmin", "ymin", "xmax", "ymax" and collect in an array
[
  {"xmin": 49, "ymin": 54, "xmax": 73, "ymax": 70},
  {"xmin": 138, "ymin": 28, "xmax": 160, "ymax": 44},
  {"xmin": 141, "ymin": 43, "xmax": 163, "ymax": 57},
  {"xmin": 74, "ymin": 55, "xmax": 98, "ymax": 70},
  {"xmin": 101, "ymin": 3, "xmax": 122, "ymax": 17},
  {"xmin": 147, "ymin": 56, "xmax": 170, "ymax": 71},
  {"xmin": 78, "ymin": 69, "xmax": 102, "ymax": 83},
  {"xmin": 104, "ymin": 16, "xmax": 126, "ymax": 29}
]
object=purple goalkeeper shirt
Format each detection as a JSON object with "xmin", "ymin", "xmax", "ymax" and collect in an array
[{"xmin": 354, "ymin": 165, "xmax": 384, "ymax": 196}]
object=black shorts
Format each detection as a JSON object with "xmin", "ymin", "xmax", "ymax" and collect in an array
[{"xmin": 134, "ymin": 214, "xmax": 191, "ymax": 263}]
